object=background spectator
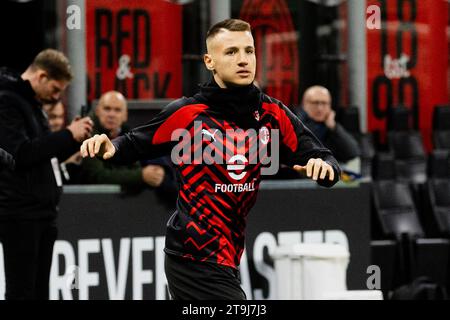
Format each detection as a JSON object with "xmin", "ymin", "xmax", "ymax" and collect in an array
[
  {"xmin": 81, "ymin": 90, "xmax": 177, "ymax": 195},
  {"xmin": 294, "ymin": 85, "xmax": 361, "ymax": 164},
  {"xmin": 0, "ymin": 49, "xmax": 93, "ymax": 300},
  {"xmin": 43, "ymin": 101, "xmax": 83, "ymax": 184},
  {"xmin": 42, "ymin": 101, "xmax": 65, "ymax": 132}
]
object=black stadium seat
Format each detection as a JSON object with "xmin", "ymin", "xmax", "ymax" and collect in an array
[
  {"xmin": 372, "ymin": 152, "xmax": 396, "ymax": 181},
  {"xmin": 414, "ymin": 239, "xmax": 450, "ymax": 287},
  {"xmin": 373, "ymin": 180, "xmax": 424, "ymax": 238},
  {"xmin": 433, "ymin": 105, "xmax": 450, "ymax": 130},
  {"xmin": 434, "ymin": 131, "xmax": 450, "ymax": 150},
  {"xmin": 428, "ymin": 149, "xmax": 450, "ymax": 179},
  {"xmin": 358, "ymin": 134, "xmax": 376, "ymax": 178},
  {"xmin": 421, "ymin": 180, "xmax": 450, "ymax": 238},
  {"xmin": 421, "ymin": 150, "xmax": 450, "ymax": 237},
  {"xmin": 388, "ymin": 131, "xmax": 426, "ymax": 160},
  {"xmin": 371, "ymin": 240, "xmax": 398, "ymax": 296},
  {"xmin": 384, "ymin": 105, "xmax": 427, "ymax": 183},
  {"xmin": 433, "ymin": 105, "xmax": 450, "ymax": 150},
  {"xmin": 338, "ymin": 106, "xmax": 375, "ymax": 178},
  {"xmin": 387, "ymin": 105, "xmax": 411, "ymax": 131},
  {"xmin": 372, "ymin": 179, "xmax": 450, "ymax": 294},
  {"xmin": 338, "ymin": 106, "xmax": 360, "ymax": 134},
  {"xmin": 387, "ymin": 130, "xmax": 427, "ymax": 184}
]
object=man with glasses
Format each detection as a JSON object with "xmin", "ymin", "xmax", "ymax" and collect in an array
[{"xmin": 296, "ymin": 85, "xmax": 360, "ymax": 163}]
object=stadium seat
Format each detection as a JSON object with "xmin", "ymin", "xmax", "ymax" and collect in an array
[
  {"xmin": 428, "ymin": 149, "xmax": 450, "ymax": 179},
  {"xmin": 370, "ymin": 240, "xmax": 397, "ymax": 297},
  {"xmin": 387, "ymin": 105, "xmax": 411, "ymax": 131},
  {"xmin": 434, "ymin": 131, "xmax": 450, "ymax": 150},
  {"xmin": 337, "ymin": 106, "xmax": 360, "ymax": 134},
  {"xmin": 372, "ymin": 152, "xmax": 396, "ymax": 181},
  {"xmin": 420, "ymin": 151, "xmax": 450, "ymax": 237},
  {"xmin": 414, "ymin": 239, "xmax": 450, "ymax": 290},
  {"xmin": 372, "ymin": 180, "xmax": 424, "ymax": 238},
  {"xmin": 372, "ymin": 180, "xmax": 450, "ymax": 294},
  {"xmin": 358, "ymin": 134, "xmax": 376, "ymax": 178},
  {"xmin": 432, "ymin": 105, "xmax": 450, "ymax": 150},
  {"xmin": 338, "ymin": 106, "xmax": 375, "ymax": 178},
  {"xmin": 433, "ymin": 105, "xmax": 450, "ymax": 130},
  {"xmin": 423, "ymin": 179, "xmax": 450, "ymax": 237},
  {"xmin": 387, "ymin": 131, "xmax": 427, "ymax": 184}
]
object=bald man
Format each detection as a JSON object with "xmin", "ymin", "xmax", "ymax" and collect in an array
[
  {"xmin": 95, "ymin": 91, "xmax": 128, "ymax": 139},
  {"xmin": 81, "ymin": 91, "xmax": 167, "ymax": 190},
  {"xmin": 296, "ymin": 86, "xmax": 360, "ymax": 163}
]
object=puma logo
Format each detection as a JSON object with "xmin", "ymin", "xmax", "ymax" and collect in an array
[{"xmin": 201, "ymin": 129, "xmax": 219, "ymax": 142}]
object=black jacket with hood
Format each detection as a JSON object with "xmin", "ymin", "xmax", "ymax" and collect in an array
[{"xmin": 0, "ymin": 67, "xmax": 80, "ymax": 220}]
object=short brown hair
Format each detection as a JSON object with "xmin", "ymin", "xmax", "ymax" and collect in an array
[
  {"xmin": 206, "ymin": 19, "xmax": 251, "ymax": 41},
  {"xmin": 30, "ymin": 49, "xmax": 73, "ymax": 82}
]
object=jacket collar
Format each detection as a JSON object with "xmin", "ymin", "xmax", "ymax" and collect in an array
[{"xmin": 194, "ymin": 78, "xmax": 262, "ymax": 128}]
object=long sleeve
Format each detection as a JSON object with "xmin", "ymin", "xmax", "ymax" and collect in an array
[
  {"xmin": 263, "ymin": 98, "xmax": 341, "ymax": 188},
  {"xmin": 109, "ymin": 97, "xmax": 204, "ymax": 165},
  {"xmin": 0, "ymin": 93, "xmax": 80, "ymax": 168},
  {"xmin": 81, "ymin": 156, "xmax": 144, "ymax": 188}
]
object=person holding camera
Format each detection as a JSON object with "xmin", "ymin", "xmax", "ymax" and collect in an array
[{"xmin": 0, "ymin": 49, "xmax": 93, "ymax": 300}]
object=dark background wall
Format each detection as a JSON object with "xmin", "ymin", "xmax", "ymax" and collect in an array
[
  {"xmin": 0, "ymin": 0, "xmax": 46, "ymax": 71},
  {"xmin": 25, "ymin": 183, "xmax": 372, "ymax": 300}
]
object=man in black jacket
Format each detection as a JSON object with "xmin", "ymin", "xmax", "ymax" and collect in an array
[
  {"xmin": 0, "ymin": 49, "xmax": 93, "ymax": 300},
  {"xmin": 81, "ymin": 19, "xmax": 341, "ymax": 300}
]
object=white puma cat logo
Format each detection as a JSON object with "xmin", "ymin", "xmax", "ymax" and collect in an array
[{"xmin": 201, "ymin": 129, "xmax": 219, "ymax": 142}]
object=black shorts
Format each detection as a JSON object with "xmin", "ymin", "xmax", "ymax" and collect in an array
[{"xmin": 164, "ymin": 253, "xmax": 246, "ymax": 300}]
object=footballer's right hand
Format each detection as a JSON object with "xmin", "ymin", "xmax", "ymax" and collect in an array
[{"xmin": 80, "ymin": 134, "xmax": 116, "ymax": 160}]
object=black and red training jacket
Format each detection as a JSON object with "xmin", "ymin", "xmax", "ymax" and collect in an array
[{"xmin": 110, "ymin": 81, "xmax": 341, "ymax": 269}]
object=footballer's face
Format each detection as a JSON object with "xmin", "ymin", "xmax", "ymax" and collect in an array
[{"xmin": 204, "ymin": 29, "xmax": 256, "ymax": 88}]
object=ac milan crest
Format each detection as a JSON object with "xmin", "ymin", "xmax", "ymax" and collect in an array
[{"xmin": 253, "ymin": 110, "xmax": 260, "ymax": 121}]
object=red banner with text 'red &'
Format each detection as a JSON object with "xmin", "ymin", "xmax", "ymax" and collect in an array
[
  {"xmin": 366, "ymin": 0, "xmax": 449, "ymax": 150},
  {"xmin": 86, "ymin": 0, "xmax": 182, "ymax": 101}
]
